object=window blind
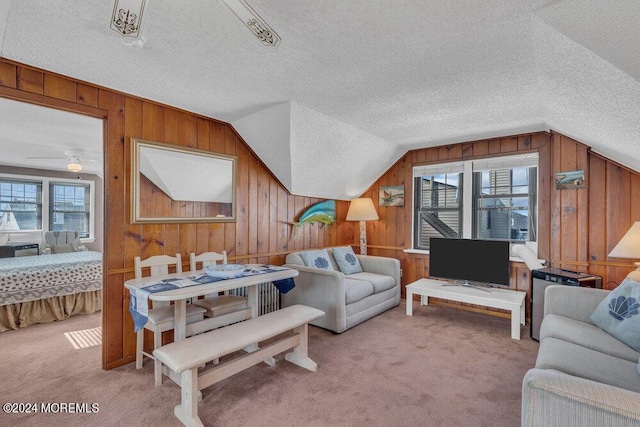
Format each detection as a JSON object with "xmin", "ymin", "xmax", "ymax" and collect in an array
[
  {"xmin": 413, "ymin": 161, "xmax": 464, "ymax": 178},
  {"xmin": 472, "ymin": 153, "xmax": 538, "ymax": 171}
]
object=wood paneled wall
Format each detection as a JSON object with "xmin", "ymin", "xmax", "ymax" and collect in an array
[
  {"xmin": 360, "ymin": 132, "xmax": 640, "ymax": 319},
  {"xmin": 547, "ymin": 133, "xmax": 640, "ymax": 287},
  {"xmin": 2, "ymin": 57, "xmax": 639, "ymax": 367},
  {"xmin": 0, "ymin": 59, "xmax": 352, "ymax": 369}
]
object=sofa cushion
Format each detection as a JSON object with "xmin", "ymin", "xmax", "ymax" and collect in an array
[
  {"xmin": 346, "ymin": 287, "xmax": 397, "ymax": 318},
  {"xmin": 541, "ymin": 314, "xmax": 640, "ymax": 363},
  {"xmin": 332, "ymin": 246, "xmax": 363, "ymax": 274},
  {"xmin": 536, "ymin": 337, "xmax": 640, "ymax": 393},
  {"xmin": 344, "ymin": 278, "xmax": 374, "ymax": 304},
  {"xmin": 349, "ymin": 272, "xmax": 396, "ymax": 294},
  {"xmin": 299, "ymin": 249, "xmax": 334, "ymax": 271},
  {"xmin": 588, "ymin": 278, "xmax": 640, "ymax": 351}
]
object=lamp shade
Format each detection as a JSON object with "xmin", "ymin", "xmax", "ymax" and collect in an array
[
  {"xmin": 608, "ymin": 221, "xmax": 640, "ymax": 259},
  {"xmin": 346, "ymin": 198, "xmax": 379, "ymax": 221}
]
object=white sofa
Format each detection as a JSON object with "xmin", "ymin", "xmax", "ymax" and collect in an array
[
  {"xmin": 522, "ymin": 285, "xmax": 640, "ymax": 426},
  {"xmin": 282, "ymin": 248, "xmax": 400, "ymax": 333}
]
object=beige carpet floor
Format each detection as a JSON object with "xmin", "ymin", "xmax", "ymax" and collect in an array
[{"xmin": 0, "ymin": 300, "xmax": 539, "ymax": 426}]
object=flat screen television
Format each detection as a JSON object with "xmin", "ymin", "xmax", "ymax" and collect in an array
[{"xmin": 429, "ymin": 238, "xmax": 510, "ymax": 287}]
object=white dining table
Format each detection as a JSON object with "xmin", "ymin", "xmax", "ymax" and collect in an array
[{"xmin": 124, "ymin": 265, "xmax": 299, "ymax": 342}]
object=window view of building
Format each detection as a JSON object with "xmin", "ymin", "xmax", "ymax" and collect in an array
[
  {"xmin": 474, "ymin": 166, "xmax": 537, "ymax": 242},
  {"xmin": 414, "ymin": 172, "xmax": 462, "ymax": 249},
  {"xmin": 0, "ymin": 176, "xmax": 92, "ymax": 239},
  {"xmin": 0, "ymin": 179, "xmax": 43, "ymax": 231},
  {"xmin": 49, "ymin": 183, "xmax": 91, "ymax": 238},
  {"xmin": 413, "ymin": 154, "xmax": 538, "ymax": 250}
]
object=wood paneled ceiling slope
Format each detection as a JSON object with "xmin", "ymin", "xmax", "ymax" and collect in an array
[{"xmin": 1, "ymin": 0, "xmax": 639, "ymax": 200}]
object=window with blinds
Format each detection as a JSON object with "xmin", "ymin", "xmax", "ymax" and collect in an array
[
  {"xmin": 0, "ymin": 174, "xmax": 94, "ymax": 239},
  {"xmin": 473, "ymin": 166, "xmax": 537, "ymax": 242},
  {"xmin": 0, "ymin": 178, "xmax": 43, "ymax": 232},
  {"xmin": 413, "ymin": 163, "xmax": 463, "ymax": 250},
  {"xmin": 413, "ymin": 153, "xmax": 538, "ymax": 250},
  {"xmin": 49, "ymin": 182, "xmax": 91, "ymax": 238}
]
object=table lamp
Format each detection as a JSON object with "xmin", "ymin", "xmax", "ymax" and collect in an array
[
  {"xmin": 608, "ymin": 221, "xmax": 640, "ymax": 282},
  {"xmin": 346, "ymin": 198, "xmax": 379, "ymax": 255}
]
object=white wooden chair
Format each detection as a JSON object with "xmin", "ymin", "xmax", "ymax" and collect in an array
[
  {"xmin": 189, "ymin": 251, "xmax": 249, "ymax": 318},
  {"xmin": 134, "ymin": 253, "xmax": 206, "ymax": 385}
]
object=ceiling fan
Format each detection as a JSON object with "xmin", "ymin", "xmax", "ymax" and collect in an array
[{"xmin": 26, "ymin": 149, "xmax": 98, "ymax": 173}]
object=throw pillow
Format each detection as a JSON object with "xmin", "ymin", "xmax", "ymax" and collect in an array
[
  {"xmin": 300, "ymin": 249, "xmax": 334, "ymax": 270},
  {"xmin": 52, "ymin": 243, "xmax": 75, "ymax": 254},
  {"xmin": 333, "ymin": 246, "xmax": 363, "ymax": 275},
  {"xmin": 588, "ymin": 278, "xmax": 640, "ymax": 351}
]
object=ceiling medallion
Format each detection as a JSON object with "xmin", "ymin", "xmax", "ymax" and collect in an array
[
  {"xmin": 110, "ymin": 0, "xmax": 147, "ymax": 46},
  {"xmin": 220, "ymin": 0, "xmax": 281, "ymax": 47}
]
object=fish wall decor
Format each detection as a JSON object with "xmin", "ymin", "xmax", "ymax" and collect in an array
[{"xmin": 291, "ymin": 200, "xmax": 336, "ymax": 227}]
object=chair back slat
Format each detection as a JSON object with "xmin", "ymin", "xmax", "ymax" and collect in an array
[
  {"xmin": 134, "ymin": 254, "xmax": 183, "ymax": 279},
  {"xmin": 133, "ymin": 254, "xmax": 183, "ymax": 308},
  {"xmin": 189, "ymin": 251, "xmax": 227, "ymax": 272}
]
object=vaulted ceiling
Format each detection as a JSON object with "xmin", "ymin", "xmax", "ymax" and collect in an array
[{"xmin": 1, "ymin": 0, "xmax": 639, "ymax": 200}]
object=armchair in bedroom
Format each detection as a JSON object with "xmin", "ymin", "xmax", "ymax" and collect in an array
[{"xmin": 42, "ymin": 231, "xmax": 87, "ymax": 254}]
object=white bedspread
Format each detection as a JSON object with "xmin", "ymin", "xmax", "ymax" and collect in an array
[{"xmin": 0, "ymin": 251, "xmax": 102, "ymax": 305}]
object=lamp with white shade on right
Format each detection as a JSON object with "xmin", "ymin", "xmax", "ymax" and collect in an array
[{"xmin": 608, "ymin": 221, "xmax": 640, "ymax": 282}]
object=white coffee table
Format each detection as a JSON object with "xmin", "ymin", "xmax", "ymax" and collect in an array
[{"xmin": 406, "ymin": 278, "xmax": 527, "ymax": 340}]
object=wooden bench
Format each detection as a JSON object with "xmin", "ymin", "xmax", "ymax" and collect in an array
[{"xmin": 153, "ymin": 304, "xmax": 325, "ymax": 427}]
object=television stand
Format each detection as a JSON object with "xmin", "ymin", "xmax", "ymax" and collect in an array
[
  {"xmin": 441, "ymin": 281, "xmax": 491, "ymax": 293},
  {"xmin": 405, "ymin": 278, "xmax": 526, "ymax": 340}
]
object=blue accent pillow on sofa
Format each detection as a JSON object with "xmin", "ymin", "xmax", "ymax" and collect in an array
[
  {"xmin": 300, "ymin": 249, "xmax": 334, "ymax": 271},
  {"xmin": 333, "ymin": 246, "xmax": 363, "ymax": 275},
  {"xmin": 588, "ymin": 278, "xmax": 640, "ymax": 351}
]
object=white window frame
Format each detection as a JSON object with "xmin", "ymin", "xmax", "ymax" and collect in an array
[
  {"xmin": 0, "ymin": 173, "xmax": 95, "ymax": 243},
  {"xmin": 408, "ymin": 153, "xmax": 538, "ymax": 254}
]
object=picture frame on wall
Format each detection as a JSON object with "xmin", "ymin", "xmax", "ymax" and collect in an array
[
  {"xmin": 555, "ymin": 170, "xmax": 585, "ymax": 189},
  {"xmin": 379, "ymin": 186, "xmax": 404, "ymax": 207}
]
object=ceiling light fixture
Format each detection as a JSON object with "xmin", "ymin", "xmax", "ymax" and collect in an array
[
  {"xmin": 67, "ymin": 162, "xmax": 83, "ymax": 173},
  {"xmin": 110, "ymin": 0, "xmax": 147, "ymax": 47},
  {"xmin": 220, "ymin": 0, "xmax": 281, "ymax": 47}
]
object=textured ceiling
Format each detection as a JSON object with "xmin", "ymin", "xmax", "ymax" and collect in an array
[{"xmin": 0, "ymin": 0, "xmax": 639, "ymax": 199}]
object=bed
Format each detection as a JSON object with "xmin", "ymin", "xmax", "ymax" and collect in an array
[{"xmin": 0, "ymin": 251, "xmax": 102, "ymax": 332}]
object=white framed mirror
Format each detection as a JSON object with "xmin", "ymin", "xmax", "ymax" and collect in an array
[{"xmin": 130, "ymin": 138, "xmax": 237, "ymax": 224}]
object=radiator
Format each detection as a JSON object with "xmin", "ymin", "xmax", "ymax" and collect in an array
[{"xmin": 229, "ymin": 282, "xmax": 280, "ymax": 315}]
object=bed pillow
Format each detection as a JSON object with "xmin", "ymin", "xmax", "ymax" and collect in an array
[
  {"xmin": 300, "ymin": 249, "xmax": 334, "ymax": 270},
  {"xmin": 588, "ymin": 278, "xmax": 640, "ymax": 351},
  {"xmin": 52, "ymin": 243, "xmax": 75, "ymax": 254},
  {"xmin": 0, "ymin": 234, "xmax": 8, "ymax": 245},
  {"xmin": 333, "ymin": 246, "xmax": 363, "ymax": 274}
]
